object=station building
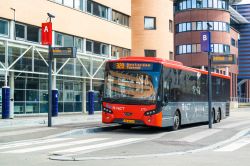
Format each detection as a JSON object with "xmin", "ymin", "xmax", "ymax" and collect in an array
[
  {"xmin": 174, "ymin": 0, "xmax": 249, "ymax": 107},
  {"xmin": 0, "ymin": 0, "xmax": 174, "ymax": 115}
]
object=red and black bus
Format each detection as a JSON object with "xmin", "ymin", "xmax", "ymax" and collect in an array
[{"xmin": 102, "ymin": 57, "xmax": 230, "ymax": 130}]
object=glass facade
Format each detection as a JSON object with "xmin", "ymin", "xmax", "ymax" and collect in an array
[
  {"xmin": 176, "ymin": 43, "xmax": 230, "ymax": 55},
  {"xmin": 176, "ymin": 0, "xmax": 229, "ymax": 11},
  {"xmin": 176, "ymin": 21, "xmax": 230, "ymax": 33},
  {"xmin": 12, "ymin": 76, "xmax": 102, "ymax": 114},
  {"xmin": 0, "ymin": 39, "xmax": 106, "ymax": 114}
]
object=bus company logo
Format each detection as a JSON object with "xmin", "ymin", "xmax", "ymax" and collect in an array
[{"xmin": 113, "ymin": 106, "xmax": 125, "ymax": 111}]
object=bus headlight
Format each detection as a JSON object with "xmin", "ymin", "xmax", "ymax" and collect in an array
[
  {"xmin": 144, "ymin": 110, "xmax": 157, "ymax": 116},
  {"xmin": 103, "ymin": 107, "xmax": 113, "ymax": 114}
]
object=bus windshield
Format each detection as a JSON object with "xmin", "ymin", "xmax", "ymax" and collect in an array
[{"xmin": 103, "ymin": 70, "xmax": 161, "ymax": 104}]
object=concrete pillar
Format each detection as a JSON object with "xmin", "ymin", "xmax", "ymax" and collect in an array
[
  {"xmin": 82, "ymin": 79, "xmax": 87, "ymax": 113},
  {"xmin": 9, "ymin": 20, "xmax": 15, "ymax": 40},
  {"xmin": 52, "ymin": 75, "xmax": 56, "ymax": 90},
  {"xmin": 9, "ymin": 72, "xmax": 14, "ymax": 119},
  {"xmin": 108, "ymin": 45, "xmax": 112, "ymax": 59}
]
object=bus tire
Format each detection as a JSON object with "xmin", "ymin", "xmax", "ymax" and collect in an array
[
  {"xmin": 215, "ymin": 109, "xmax": 221, "ymax": 123},
  {"xmin": 171, "ymin": 111, "xmax": 181, "ymax": 131},
  {"xmin": 211, "ymin": 108, "xmax": 216, "ymax": 124}
]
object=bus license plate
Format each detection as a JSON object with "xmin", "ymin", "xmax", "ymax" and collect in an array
[{"xmin": 123, "ymin": 119, "xmax": 135, "ymax": 124}]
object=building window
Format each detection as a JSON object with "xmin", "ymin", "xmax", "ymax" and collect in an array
[
  {"xmin": 93, "ymin": 41, "xmax": 101, "ymax": 54},
  {"xmin": 0, "ymin": 19, "xmax": 9, "ymax": 36},
  {"xmin": 86, "ymin": 40, "xmax": 93, "ymax": 53},
  {"xmin": 74, "ymin": 37, "xmax": 83, "ymax": 52},
  {"xmin": 63, "ymin": 34, "xmax": 74, "ymax": 47},
  {"xmin": 74, "ymin": 0, "xmax": 84, "ymax": 10},
  {"xmin": 55, "ymin": 32, "xmax": 63, "ymax": 46},
  {"xmin": 86, "ymin": 39, "xmax": 109, "ymax": 56},
  {"xmin": 145, "ymin": 50, "xmax": 156, "ymax": 57},
  {"xmin": 169, "ymin": 20, "xmax": 173, "ymax": 32},
  {"xmin": 111, "ymin": 46, "xmax": 130, "ymax": 58},
  {"xmin": 112, "ymin": 10, "xmax": 130, "ymax": 27},
  {"xmin": 63, "ymin": 0, "xmax": 74, "ymax": 8},
  {"xmin": 54, "ymin": 32, "xmax": 73, "ymax": 47},
  {"xmin": 176, "ymin": 43, "xmax": 230, "ymax": 55},
  {"xmin": 87, "ymin": 0, "xmax": 108, "ymax": 19},
  {"xmin": 176, "ymin": 21, "xmax": 230, "ymax": 33},
  {"xmin": 27, "ymin": 26, "xmax": 39, "ymax": 42},
  {"xmin": 54, "ymin": 0, "xmax": 63, "ymax": 4},
  {"xmin": 101, "ymin": 44, "xmax": 109, "ymax": 55},
  {"xmin": 176, "ymin": 0, "xmax": 229, "ymax": 11},
  {"xmin": 144, "ymin": 17, "xmax": 156, "ymax": 30},
  {"xmin": 15, "ymin": 24, "xmax": 26, "ymax": 39}
]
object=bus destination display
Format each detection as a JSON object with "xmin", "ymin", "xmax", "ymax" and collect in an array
[
  {"xmin": 51, "ymin": 47, "xmax": 77, "ymax": 58},
  {"xmin": 211, "ymin": 54, "xmax": 236, "ymax": 65},
  {"xmin": 112, "ymin": 62, "xmax": 153, "ymax": 70}
]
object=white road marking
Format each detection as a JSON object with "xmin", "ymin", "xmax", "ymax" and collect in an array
[
  {"xmin": 215, "ymin": 137, "xmax": 250, "ymax": 152},
  {"xmin": 178, "ymin": 129, "xmax": 221, "ymax": 142},
  {"xmin": 0, "ymin": 128, "xmax": 55, "ymax": 137},
  {"xmin": 2, "ymin": 138, "xmax": 108, "ymax": 154},
  {"xmin": 220, "ymin": 121, "xmax": 250, "ymax": 129},
  {"xmin": 0, "ymin": 138, "xmax": 72, "ymax": 150},
  {"xmin": 53, "ymin": 138, "xmax": 144, "ymax": 155}
]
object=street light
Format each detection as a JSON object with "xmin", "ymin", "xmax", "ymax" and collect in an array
[
  {"xmin": 47, "ymin": 13, "xmax": 55, "ymax": 127},
  {"xmin": 207, "ymin": 22, "xmax": 213, "ymax": 129}
]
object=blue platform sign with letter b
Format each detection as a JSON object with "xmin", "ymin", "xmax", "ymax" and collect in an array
[{"xmin": 200, "ymin": 32, "xmax": 211, "ymax": 52}]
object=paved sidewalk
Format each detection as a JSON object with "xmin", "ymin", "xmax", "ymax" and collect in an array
[{"xmin": 0, "ymin": 112, "xmax": 102, "ymax": 129}]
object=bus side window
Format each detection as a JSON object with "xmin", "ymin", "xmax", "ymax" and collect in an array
[{"xmin": 163, "ymin": 68, "xmax": 171, "ymax": 102}]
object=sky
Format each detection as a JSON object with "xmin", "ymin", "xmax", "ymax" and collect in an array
[{"xmin": 238, "ymin": 0, "xmax": 250, "ymax": 4}]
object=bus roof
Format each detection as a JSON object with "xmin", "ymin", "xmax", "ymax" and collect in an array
[{"xmin": 108, "ymin": 57, "xmax": 230, "ymax": 80}]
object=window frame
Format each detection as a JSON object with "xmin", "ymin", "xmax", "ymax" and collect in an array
[
  {"xmin": 74, "ymin": 37, "xmax": 83, "ymax": 52},
  {"xmin": 144, "ymin": 49, "xmax": 157, "ymax": 57},
  {"xmin": 26, "ymin": 25, "xmax": 40, "ymax": 43},
  {"xmin": 86, "ymin": 40, "xmax": 94, "ymax": 53},
  {"xmin": 144, "ymin": 16, "xmax": 156, "ymax": 30},
  {"xmin": 15, "ymin": 23, "xmax": 27, "ymax": 41},
  {"xmin": 0, "ymin": 19, "xmax": 9, "ymax": 37}
]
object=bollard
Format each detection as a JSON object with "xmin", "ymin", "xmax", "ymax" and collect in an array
[
  {"xmin": 88, "ymin": 91, "xmax": 95, "ymax": 115},
  {"xmin": 52, "ymin": 89, "xmax": 58, "ymax": 117},
  {"xmin": 2, "ymin": 87, "xmax": 10, "ymax": 119}
]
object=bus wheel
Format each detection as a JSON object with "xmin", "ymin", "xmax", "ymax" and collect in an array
[
  {"xmin": 215, "ymin": 109, "xmax": 221, "ymax": 123},
  {"xmin": 171, "ymin": 111, "xmax": 181, "ymax": 131}
]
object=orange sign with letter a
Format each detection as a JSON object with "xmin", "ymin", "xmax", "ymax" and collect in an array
[{"xmin": 41, "ymin": 22, "xmax": 52, "ymax": 45}]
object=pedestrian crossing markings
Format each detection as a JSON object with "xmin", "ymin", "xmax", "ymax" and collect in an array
[{"xmin": 0, "ymin": 137, "xmax": 144, "ymax": 154}]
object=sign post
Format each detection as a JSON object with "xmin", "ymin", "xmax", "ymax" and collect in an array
[
  {"xmin": 200, "ymin": 30, "xmax": 213, "ymax": 129},
  {"xmin": 42, "ymin": 13, "xmax": 54, "ymax": 127}
]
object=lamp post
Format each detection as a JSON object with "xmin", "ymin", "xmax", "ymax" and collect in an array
[
  {"xmin": 47, "ymin": 13, "xmax": 55, "ymax": 127},
  {"xmin": 207, "ymin": 22, "xmax": 213, "ymax": 129}
]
